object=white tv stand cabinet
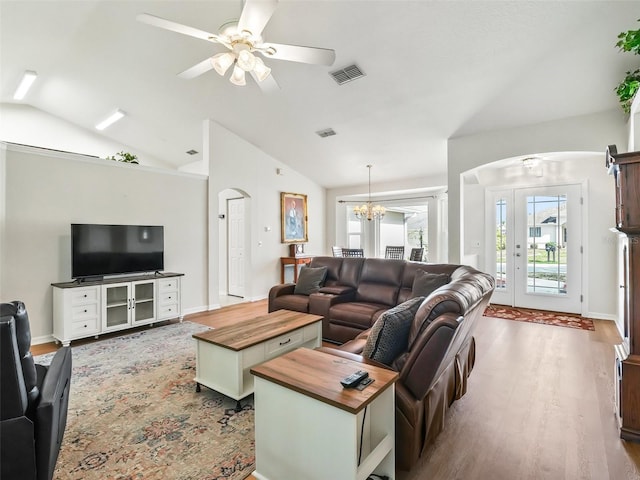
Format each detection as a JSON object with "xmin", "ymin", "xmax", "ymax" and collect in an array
[{"xmin": 52, "ymin": 272, "xmax": 183, "ymax": 346}]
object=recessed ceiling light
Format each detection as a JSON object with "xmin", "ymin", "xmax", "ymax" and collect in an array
[
  {"xmin": 13, "ymin": 70, "xmax": 38, "ymax": 100},
  {"xmin": 95, "ymin": 109, "xmax": 126, "ymax": 130}
]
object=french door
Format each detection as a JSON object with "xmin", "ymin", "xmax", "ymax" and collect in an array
[{"xmin": 488, "ymin": 184, "xmax": 582, "ymax": 313}]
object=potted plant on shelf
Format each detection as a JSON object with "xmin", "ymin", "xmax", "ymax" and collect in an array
[
  {"xmin": 615, "ymin": 20, "xmax": 640, "ymax": 114},
  {"xmin": 106, "ymin": 151, "xmax": 139, "ymax": 164}
]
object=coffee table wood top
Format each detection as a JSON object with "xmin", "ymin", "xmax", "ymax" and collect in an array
[
  {"xmin": 250, "ymin": 347, "xmax": 398, "ymax": 414},
  {"xmin": 192, "ymin": 310, "xmax": 322, "ymax": 351}
]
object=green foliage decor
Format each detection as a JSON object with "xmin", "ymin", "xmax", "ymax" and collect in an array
[
  {"xmin": 106, "ymin": 151, "xmax": 139, "ymax": 164},
  {"xmin": 615, "ymin": 20, "xmax": 640, "ymax": 114},
  {"xmin": 617, "ymin": 21, "xmax": 640, "ymax": 55}
]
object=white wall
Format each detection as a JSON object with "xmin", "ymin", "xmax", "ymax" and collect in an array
[
  {"xmin": 0, "ymin": 103, "xmax": 172, "ymax": 168},
  {"xmin": 205, "ymin": 120, "xmax": 326, "ymax": 306},
  {"xmin": 0, "ymin": 143, "xmax": 208, "ymax": 341},
  {"xmin": 448, "ymin": 109, "xmax": 628, "ymax": 320}
]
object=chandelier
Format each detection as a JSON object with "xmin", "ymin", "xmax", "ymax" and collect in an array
[{"xmin": 354, "ymin": 165, "xmax": 386, "ymax": 221}]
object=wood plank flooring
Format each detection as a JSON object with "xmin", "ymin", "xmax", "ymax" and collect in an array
[{"xmin": 32, "ymin": 300, "xmax": 640, "ymax": 479}]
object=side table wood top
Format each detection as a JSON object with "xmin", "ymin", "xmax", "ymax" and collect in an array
[
  {"xmin": 192, "ymin": 310, "xmax": 322, "ymax": 351},
  {"xmin": 250, "ymin": 347, "xmax": 398, "ymax": 414}
]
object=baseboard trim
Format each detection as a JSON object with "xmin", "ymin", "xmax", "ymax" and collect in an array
[
  {"xmin": 585, "ymin": 312, "xmax": 617, "ymax": 321},
  {"xmin": 32, "ymin": 334, "xmax": 56, "ymax": 345}
]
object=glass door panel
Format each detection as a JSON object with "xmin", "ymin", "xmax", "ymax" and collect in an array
[
  {"xmin": 514, "ymin": 185, "xmax": 581, "ymax": 313},
  {"xmin": 133, "ymin": 281, "xmax": 155, "ymax": 324},
  {"xmin": 524, "ymin": 194, "xmax": 567, "ymax": 295},
  {"xmin": 103, "ymin": 283, "xmax": 130, "ymax": 329}
]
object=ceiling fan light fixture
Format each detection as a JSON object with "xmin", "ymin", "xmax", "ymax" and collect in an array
[
  {"xmin": 253, "ymin": 57, "xmax": 271, "ymax": 82},
  {"xmin": 237, "ymin": 49, "xmax": 257, "ymax": 72},
  {"xmin": 229, "ymin": 64, "xmax": 247, "ymax": 86},
  {"xmin": 211, "ymin": 52, "xmax": 236, "ymax": 76}
]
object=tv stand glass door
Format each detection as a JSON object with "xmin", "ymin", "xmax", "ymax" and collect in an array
[
  {"xmin": 103, "ymin": 282, "xmax": 131, "ymax": 330},
  {"xmin": 102, "ymin": 279, "xmax": 156, "ymax": 332}
]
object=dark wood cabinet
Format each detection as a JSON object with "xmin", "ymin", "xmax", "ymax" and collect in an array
[
  {"xmin": 608, "ymin": 145, "xmax": 640, "ymax": 232},
  {"xmin": 607, "ymin": 145, "xmax": 640, "ymax": 441}
]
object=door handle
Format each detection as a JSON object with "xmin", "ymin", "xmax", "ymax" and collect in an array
[{"xmin": 515, "ymin": 253, "xmax": 521, "ymax": 257}]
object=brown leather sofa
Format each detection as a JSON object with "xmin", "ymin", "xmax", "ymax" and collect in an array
[
  {"xmin": 269, "ymin": 256, "xmax": 495, "ymax": 471},
  {"xmin": 269, "ymin": 256, "xmax": 487, "ymax": 344}
]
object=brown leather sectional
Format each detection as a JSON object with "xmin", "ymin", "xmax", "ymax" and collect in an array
[{"xmin": 268, "ymin": 256, "xmax": 495, "ymax": 471}]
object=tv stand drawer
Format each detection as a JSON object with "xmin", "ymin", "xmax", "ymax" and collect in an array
[{"xmin": 71, "ymin": 287, "xmax": 99, "ymax": 305}]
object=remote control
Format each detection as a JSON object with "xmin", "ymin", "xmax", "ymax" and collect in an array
[{"xmin": 340, "ymin": 370, "xmax": 369, "ymax": 388}]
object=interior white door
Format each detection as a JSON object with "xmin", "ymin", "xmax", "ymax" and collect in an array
[
  {"xmin": 488, "ymin": 184, "xmax": 582, "ymax": 313},
  {"xmin": 227, "ymin": 197, "xmax": 245, "ymax": 298}
]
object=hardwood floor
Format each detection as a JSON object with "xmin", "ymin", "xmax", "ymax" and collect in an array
[{"xmin": 32, "ymin": 301, "xmax": 640, "ymax": 479}]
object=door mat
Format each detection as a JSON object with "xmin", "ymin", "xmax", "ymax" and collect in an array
[{"xmin": 483, "ymin": 305, "xmax": 595, "ymax": 331}]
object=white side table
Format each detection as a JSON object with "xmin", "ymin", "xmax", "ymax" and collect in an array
[{"xmin": 251, "ymin": 348, "xmax": 398, "ymax": 480}]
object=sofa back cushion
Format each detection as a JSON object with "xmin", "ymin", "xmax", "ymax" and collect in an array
[
  {"xmin": 338, "ymin": 257, "xmax": 365, "ymax": 288},
  {"xmin": 309, "ymin": 257, "xmax": 343, "ymax": 284},
  {"xmin": 397, "ymin": 262, "xmax": 459, "ymax": 303},
  {"xmin": 355, "ymin": 258, "xmax": 404, "ymax": 306},
  {"xmin": 0, "ymin": 301, "xmax": 39, "ymax": 408},
  {"xmin": 410, "ymin": 270, "xmax": 450, "ymax": 298}
]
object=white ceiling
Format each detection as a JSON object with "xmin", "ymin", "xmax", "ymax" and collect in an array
[{"xmin": 1, "ymin": 1, "xmax": 637, "ymax": 189}]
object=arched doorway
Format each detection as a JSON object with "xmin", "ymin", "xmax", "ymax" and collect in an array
[{"xmin": 461, "ymin": 152, "xmax": 602, "ymax": 315}]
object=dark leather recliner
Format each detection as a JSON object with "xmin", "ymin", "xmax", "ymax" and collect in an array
[{"xmin": 1, "ymin": 301, "xmax": 72, "ymax": 480}]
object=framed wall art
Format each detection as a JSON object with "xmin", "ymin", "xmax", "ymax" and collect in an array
[{"xmin": 281, "ymin": 192, "xmax": 308, "ymax": 243}]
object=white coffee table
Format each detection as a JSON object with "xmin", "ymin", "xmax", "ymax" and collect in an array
[{"xmin": 192, "ymin": 309, "xmax": 322, "ymax": 408}]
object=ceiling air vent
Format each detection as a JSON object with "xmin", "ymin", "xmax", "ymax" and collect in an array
[
  {"xmin": 186, "ymin": 149, "xmax": 198, "ymax": 155},
  {"xmin": 330, "ymin": 64, "xmax": 365, "ymax": 85},
  {"xmin": 316, "ymin": 128, "xmax": 336, "ymax": 138}
]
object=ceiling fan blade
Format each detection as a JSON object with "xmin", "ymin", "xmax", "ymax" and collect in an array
[
  {"xmin": 251, "ymin": 71, "xmax": 280, "ymax": 92},
  {"xmin": 237, "ymin": 0, "xmax": 278, "ymax": 37},
  {"xmin": 178, "ymin": 58, "xmax": 215, "ymax": 79},
  {"xmin": 137, "ymin": 13, "xmax": 221, "ymax": 43},
  {"xmin": 260, "ymin": 43, "xmax": 336, "ymax": 66}
]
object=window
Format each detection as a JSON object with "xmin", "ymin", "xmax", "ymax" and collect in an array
[
  {"xmin": 347, "ymin": 209, "xmax": 362, "ymax": 248},
  {"xmin": 529, "ymin": 226, "xmax": 541, "ymax": 238}
]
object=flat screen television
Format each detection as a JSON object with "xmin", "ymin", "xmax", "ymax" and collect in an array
[{"xmin": 71, "ymin": 224, "xmax": 164, "ymax": 279}]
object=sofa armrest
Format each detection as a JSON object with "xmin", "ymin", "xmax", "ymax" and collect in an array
[
  {"xmin": 318, "ymin": 285, "xmax": 355, "ymax": 295},
  {"xmin": 308, "ymin": 291, "xmax": 355, "ymax": 316},
  {"xmin": 36, "ymin": 346, "xmax": 72, "ymax": 480},
  {"xmin": 400, "ymin": 314, "xmax": 460, "ymax": 401},
  {"xmin": 334, "ymin": 328, "xmax": 371, "ymax": 354},
  {"xmin": 268, "ymin": 284, "xmax": 296, "ymax": 312},
  {"xmin": 315, "ymin": 346, "xmax": 391, "ymax": 370}
]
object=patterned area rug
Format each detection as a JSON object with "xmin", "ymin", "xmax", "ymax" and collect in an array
[
  {"xmin": 483, "ymin": 305, "xmax": 596, "ymax": 331},
  {"xmin": 36, "ymin": 322, "xmax": 255, "ymax": 480}
]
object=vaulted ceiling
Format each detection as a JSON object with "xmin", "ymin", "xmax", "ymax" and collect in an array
[{"xmin": 1, "ymin": 1, "xmax": 637, "ymax": 188}]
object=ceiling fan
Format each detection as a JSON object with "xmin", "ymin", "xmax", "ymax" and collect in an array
[{"xmin": 137, "ymin": 0, "xmax": 336, "ymax": 91}]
